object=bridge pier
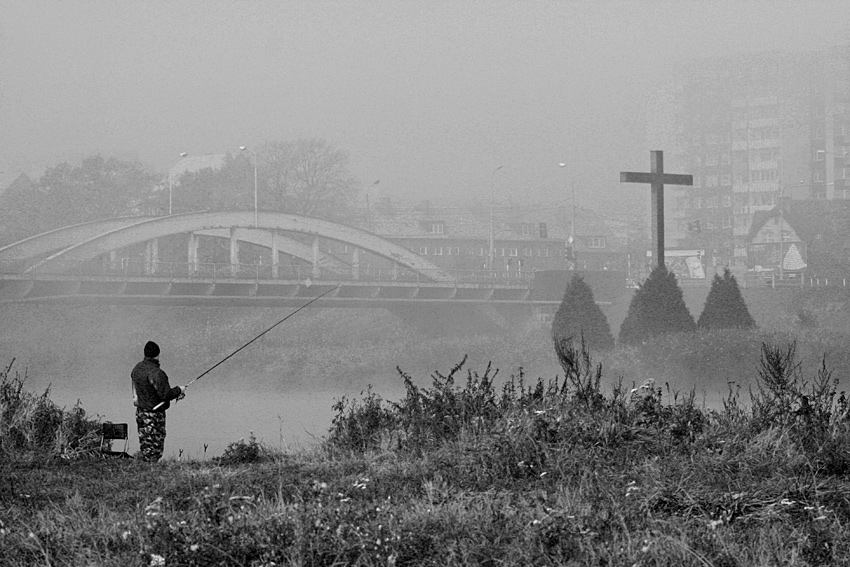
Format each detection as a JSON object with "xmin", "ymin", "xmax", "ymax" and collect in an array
[
  {"xmin": 230, "ymin": 228, "xmax": 239, "ymax": 277},
  {"xmin": 312, "ymin": 237, "xmax": 320, "ymax": 278},
  {"xmin": 145, "ymin": 238, "xmax": 159, "ymax": 275},
  {"xmin": 271, "ymin": 231, "xmax": 279, "ymax": 278},
  {"xmin": 188, "ymin": 232, "xmax": 199, "ymax": 276}
]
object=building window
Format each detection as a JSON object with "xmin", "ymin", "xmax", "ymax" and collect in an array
[
  {"xmin": 721, "ymin": 152, "xmax": 731, "ymax": 165},
  {"xmin": 815, "ymin": 170, "xmax": 825, "ymax": 182},
  {"xmin": 445, "ymin": 247, "xmax": 452, "ymax": 256},
  {"xmin": 523, "ymin": 248, "xmax": 533, "ymax": 256},
  {"xmin": 433, "ymin": 247, "xmax": 443, "ymax": 255},
  {"xmin": 815, "ymin": 150, "xmax": 825, "ymax": 161},
  {"xmin": 587, "ymin": 237, "xmax": 606, "ymax": 249},
  {"xmin": 520, "ymin": 223, "xmax": 534, "ymax": 236},
  {"xmin": 722, "ymin": 215, "xmax": 732, "ymax": 228},
  {"xmin": 419, "ymin": 246, "xmax": 428, "ymax": 255},
  {"xmin": 722, "ymin": 195, "xmax": 731, "ymax": 207},
  {"xmin": 544, "ymin": 248, "xmax": 551, "ymax": 257}
]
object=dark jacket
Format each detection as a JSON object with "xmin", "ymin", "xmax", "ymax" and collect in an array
[{"xmin": 131, "ymin": 357, "xmax": 182, "ymax": 412}]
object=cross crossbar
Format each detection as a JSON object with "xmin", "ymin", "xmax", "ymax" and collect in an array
[
  {"xmin": 620, "ymin": 150, "xmax": 693, "ymax": 269},
  {"xmin": 619, "ymin": 172, "xmax": 694, "ymax": 186}
]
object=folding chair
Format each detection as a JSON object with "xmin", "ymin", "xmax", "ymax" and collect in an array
[{"xmin": 100, "ymin": 422, "xmax": 132, "ymax": 458}]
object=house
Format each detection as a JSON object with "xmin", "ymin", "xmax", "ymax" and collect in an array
[
  {"xmin": 345, "ymin": 200, "xmax": 634, "ymax": 278},
  {"xmin": 746, "ymin": 207, "xmax": 807, "ymax": 276}
]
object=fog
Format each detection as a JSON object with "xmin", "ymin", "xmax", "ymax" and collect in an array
[
  {"xmin": 2, "ymin": 1, "xmax": 848, "ymax": 208},
  {"xmin": 1, "ymin": 303, "xmax": 563, "ymax": 458},
  {"xmin": 2, "ymin": 2, "xmax": 850, "ymax": 457}
]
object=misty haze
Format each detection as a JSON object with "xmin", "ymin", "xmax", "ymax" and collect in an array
[
  {"xmin": 0, "ymin": 0, "xmax": 845, "ymax": 452},
  {"xmin": 4, "ymin": 2, "xmax": 850, "ymax": 563}
]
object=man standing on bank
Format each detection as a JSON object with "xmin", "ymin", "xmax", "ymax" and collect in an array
[{"xmin": 131, "ymin": 341, "xmax": 185, "ymax": 462}]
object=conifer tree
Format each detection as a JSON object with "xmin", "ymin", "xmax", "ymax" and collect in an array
[
  {"xmin": 618, "ymin": 265, "xmax": 696, "ymax": 345},
  {"xmin": 697, "ymin": 268, "xmax": 755, "ymax": 329},
  {"xmin": 551, "ymin": 274, "xmax": 614, "ymax": 352}
]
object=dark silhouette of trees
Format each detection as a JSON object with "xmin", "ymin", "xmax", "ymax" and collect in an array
[
  {"xmin": 260, "ymin": 138, "xmax": 358, "ymax": 220},
  {"xmin": 172, "ymin": 139, "xmax": 358, "ymax": 221},
  {"xmin": 0, "ymin": 156, "xmax": 157, "ymax": 243},
  {"xmin": 171, "ymin": 153, "xmax": 253, "ymax": 213},
  {"xmin": 618, "ymin": 265, "xmax": 696, "ymax": 345},
  {"xmin": 697, "ymin": 268, "xmax": 756, "ymax": 329},
  {"xmin": 552, "ymin": 274, "xmax": 614, "ymax": 352}
]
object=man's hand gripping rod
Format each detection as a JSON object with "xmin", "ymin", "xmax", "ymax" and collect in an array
[{"xmin": 153, "ymin": 287, "xmax": 337, "ymax": 410}]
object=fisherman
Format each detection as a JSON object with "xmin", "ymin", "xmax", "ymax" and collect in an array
[{"xmin": 131, "ymin": 341, "xmax": 185, "ymax": 462}]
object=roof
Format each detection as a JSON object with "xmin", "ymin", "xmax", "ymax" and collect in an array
[
  {"xmin": 356, "ymin": 201, "xmax": 633, "ymax": 249},
  {"xmin": 747, "ymin": 200, "xmax": 850, "ymax": 244},
  {"xmin": 0, "ymin": 173, "xmax": 34, "ymax": 201}
]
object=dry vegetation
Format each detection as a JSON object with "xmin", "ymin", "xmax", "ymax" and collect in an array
[{"xmin": 2, "ymin": 335, "xmax": 850, "ymax": 566}]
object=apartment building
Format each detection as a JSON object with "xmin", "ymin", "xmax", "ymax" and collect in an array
[{"xmin": 647, "ymin": 46, "xmax": 850, "ymax": 270}]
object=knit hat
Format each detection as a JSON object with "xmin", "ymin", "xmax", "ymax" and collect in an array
[{"xmin": 144, "ymin": 341, "xmax": 160, "ymax": 358}]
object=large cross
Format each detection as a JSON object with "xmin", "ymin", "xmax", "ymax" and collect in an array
[{"xmin": 620, "ymin": 150, "xmax": 693, "ymax": 269}]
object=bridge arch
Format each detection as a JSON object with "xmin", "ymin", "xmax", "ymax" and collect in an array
[
  {"xmin": 0, "ymin": 214, "xmax": 347, "ymax": 272},
  {"xmin": 23, "ymin": 211, "xmax": 454, "ymax": 281}
]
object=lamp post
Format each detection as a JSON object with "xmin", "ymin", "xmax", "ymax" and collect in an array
[
  {"xmin": 169, "ymin": 152, "xmax": 188, "ymax": 215},
  {"xmin": 488, "ymin": 165, "xmax": 503, "ymax": 273},
  {"xmin": 365, "ymin": 180, "xmax": 380, "ymax": 231},
  {"xmin": 559, "ymin": 163, "xmax": 576, "ymax": 268},
  {"xmin": 239, "ymin": 146, "xmax": 258, "ymax": 227}
]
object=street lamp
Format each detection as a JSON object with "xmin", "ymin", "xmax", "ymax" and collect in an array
[
  {"xmin": 365, "ymin": 180, "xmax": 380, "ymax": 231},
  {"xmin": 559, "ymin": 163, "xmax": 577, "ymax": 268},
  {"xmin": 558, "ymin": 163, "xmax": 576, "ymax": 241},
  {"xmin": 239, "ymin": 146, "xmax": 258, "ymax": 227},
  {"xmin": 488, "ymin": 165, "xmax": 503, "ymax": 273},
  {"xmin": 169, "ymin": 152, "xmax": 188, "ymax": 215}
]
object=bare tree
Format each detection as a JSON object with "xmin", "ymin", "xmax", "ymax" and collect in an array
[{"xmin": 259, "ymin": 138, "xmax": 358, "ymax": 219}]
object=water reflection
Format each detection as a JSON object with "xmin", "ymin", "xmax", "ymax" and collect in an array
[{"xmin": 44, "ymin": 386, "xmax": 376, "ymax": 459}]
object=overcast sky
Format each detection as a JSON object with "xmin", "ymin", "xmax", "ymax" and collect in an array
[{"xmin": 2, "ymin": 1, "xmax": 848, "ymax": 211}]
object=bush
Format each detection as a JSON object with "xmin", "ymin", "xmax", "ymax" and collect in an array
[
  {"xmin": 0, "ymin": 360, "xmax": 101, "ymax": 458},
  {"xmin": 697, "ymin": 268, "xmax": 756, "ymax": 329},
  {"xmin": 551, "ymin": 274, "xmax": 614, "ymax": 352},
  {"xmin": 217, "ymin": 432, "xmax": 275, "ymax": 465},
  {"xmin": 618, "ymin": 265, "xmax": 696, "ymax": 345}
]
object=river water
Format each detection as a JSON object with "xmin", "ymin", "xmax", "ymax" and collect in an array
[{"xmin": 45, "ymin": 385, "xmax": 353, "ymax": 459}]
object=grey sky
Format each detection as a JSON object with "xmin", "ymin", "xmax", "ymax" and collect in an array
[{"xmin": 2, "ymin": 1, "xmax": 848, "ymax": 210}]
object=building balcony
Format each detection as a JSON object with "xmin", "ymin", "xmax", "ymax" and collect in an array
[
  {"xmin": 748, "ymin": 139, "xmax": 780, "ymax": 149},
  {"xmin": 749, "ymin": 161, "xmax": 779, "ymax": 170}
]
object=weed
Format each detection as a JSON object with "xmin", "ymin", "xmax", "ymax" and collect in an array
[{"xmin": 217, "ymin": 432, "xmax": 275, "ymax": 465}]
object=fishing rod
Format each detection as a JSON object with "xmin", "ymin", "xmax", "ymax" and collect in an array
[{"xmin": 153, "ymin": 286, "xmax": 338, "ymax": 410}]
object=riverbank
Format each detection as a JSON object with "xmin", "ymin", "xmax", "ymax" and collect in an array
[{"xmin": 3, "ymin": 341, "xmax": 850, "ymax": 565}]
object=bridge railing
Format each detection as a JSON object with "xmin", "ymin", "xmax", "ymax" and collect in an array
[{"xmin": 7, "ymin": 258, "xmax": 533, "ymax": 286}]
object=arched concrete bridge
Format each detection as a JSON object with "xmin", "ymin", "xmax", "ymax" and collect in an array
[
  {"xmin": 0, "ymin": 212, "xmax": 558, "ymax": 324},
  {"xmin": 2, "ymin": 211, "xmax": 454, "ymax": 280}
]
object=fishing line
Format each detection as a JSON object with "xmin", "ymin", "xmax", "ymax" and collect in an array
[{"xmin": 153, "ymin": 286, "xmax": 338, "ymax": 410}]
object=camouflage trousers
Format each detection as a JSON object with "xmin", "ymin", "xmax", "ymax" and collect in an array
[{"xmin": 136, "ymin": 408, "xmax": 167, "ymax": 462}]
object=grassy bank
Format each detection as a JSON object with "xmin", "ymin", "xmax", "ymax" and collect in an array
[{"xmin": 3, "ymin": 339, "xmax": 850, "ymax": 566}]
